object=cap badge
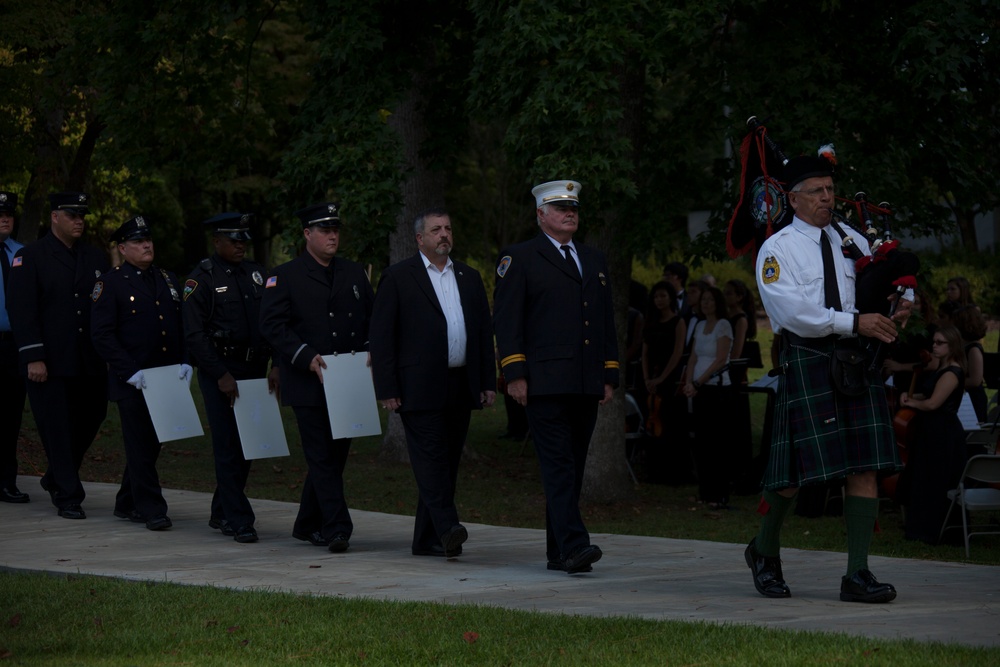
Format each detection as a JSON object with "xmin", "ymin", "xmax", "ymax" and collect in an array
[
  {"xmin": 328, "ymin": 204, "xmax": 338, "ymax": 214},
  {"xmin": 78, "ymin": 194, "xmax": 87, "ymax": 203},
  {"xmin": 566, "ymin": 182, "xmax": 574, "ymax": 192},
  {"xmin": 135, "ymin": 216, "xmax": 146, "ymax": 228},
  {"xmin": 0, "ymin": 194, "xmax": 7, "ymax": 202},
  {"xmin": 252, "ymin": 270, "xmax": 263, "ymax": 286},
  {"xmin": 241, "ymin": 214, "xmax": 251, "ymax": 225}
]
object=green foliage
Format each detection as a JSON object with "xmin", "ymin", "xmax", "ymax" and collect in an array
[{"xmin": 917, "ymin": 248, "xmax": 1000, "ymax": 315}]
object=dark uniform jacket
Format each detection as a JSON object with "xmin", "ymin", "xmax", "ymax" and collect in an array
[
  {"xmin": 493, "ymin": 233, "xmax": 619, "ymax": 397},
  {"xmin": 259, "ymin": 252, "xmax": 374, "ymax": 408},
  {"xmin": 182, "ymin": 254, "xmax": 269, "ymax": 381},
  {"xmin": 90, "ymin": 262, "xmax": 186, "ymax": 402},
  {"xmin": 370, "ymin": 253, "xmax": 495, "ymax": 412},
  {"xmin": 7, "ymin": 233, "xmax": 109, "ymax": 377}
]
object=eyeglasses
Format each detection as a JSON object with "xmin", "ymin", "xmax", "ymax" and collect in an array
[
  {"xmin": 932, "ymin": 339, "xmax": 948, "ymax": 345},
  {"xmin": 797, "ymin": 185, "xmax": 835, "ymax": 197}
]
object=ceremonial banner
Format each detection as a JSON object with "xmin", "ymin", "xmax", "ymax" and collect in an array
[
  {"xmin": 234, "ymin": 379, "xmax": 290, "ymax": 460},
  {"xmin": 141, "ymin": 364, "xmax": 205, "ymax": 442},
  {"xmin": 321, "ymin": 353, "xmax": 382, "ymax": 439}
]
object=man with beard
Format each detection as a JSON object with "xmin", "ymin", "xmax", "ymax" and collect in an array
[
  {"xmin": 8, "ymin": 192, "xmax": 109, "ymax": 519},
  {"xmin": 370, "ymin": 207, "xmax": 495, "ymax": 558}
]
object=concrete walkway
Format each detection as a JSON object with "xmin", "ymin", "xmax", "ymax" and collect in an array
[{"xmin": 2, "ymin": 475, "xmax": 998, "ymax": 648}]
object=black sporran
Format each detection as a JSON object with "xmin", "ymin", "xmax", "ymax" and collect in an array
[{"xmin": 830, "ymin": 343, "xmax": 868, "ymax": 397}]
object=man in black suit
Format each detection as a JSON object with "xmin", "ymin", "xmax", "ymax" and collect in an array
[
  {"xmin": 370, "ymin": 207, "xmax": 495, "ymax": 558},
  {"xmin": 91, "ymin": 215, "xmax": 187, "ymax": 531},
  {"xmin": 493, "ymin": 180, "xmax": 619, "ymax": 574},
  {"xmin": 259, "ymin": 202, "xmax": 374, "ymax": 554},
  {"xmin": 7, "ymin": 192, "xmax": 109, "ymax": 519}
]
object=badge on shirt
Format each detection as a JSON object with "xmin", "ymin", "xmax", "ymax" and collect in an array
[
  {"xmin": 94, "ymin": 269, "xmax": 101, "ymax": 279},
  {"xmin": 599, "ymin": 272, "xmax": 607, "ymax": 286},
  {"xmin": 762, "ymin": 256, "xmax": 780, "ymax": 284},
  {"xmin": 496, "ymin": 255, "xmax": 512, "ymax": 278},
  {"xmin": 183, "ymin": 279, "xmax": 198, "ymax": 301},
  {"xmin": 266, "ymin": 276, "xmax": 277, "ymax": 288},
  {"xmin": 252, "ymin": 270, "xmax": 263, "ymax": 286},
  {"xmin": 353, "ymin": 285, "xmax": 360, "ymax": 300},
  {"xmin": 91, "ymin": 281, "xmax": 104, "ymax": 301},
  {"xmin": 215, "ymin": 286, "xmax": 228, "ymax": 293}
]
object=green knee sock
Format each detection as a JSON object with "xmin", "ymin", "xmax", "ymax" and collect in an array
[
  {"xmin": 755, "ymin": 490, "xmax": 796, "ymax": 557},
  {"xmin": 844, "ymin": 495, "xmax": 879, "ymax": 576}
]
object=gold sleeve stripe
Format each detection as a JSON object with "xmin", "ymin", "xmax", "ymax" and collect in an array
[
  {"xmin": 500, "ymin": 354, "xmax": 527, "ymax": 368},
  {"xmin": 604, "ymin": 361, "xmax": 620, "ymax": 369}
]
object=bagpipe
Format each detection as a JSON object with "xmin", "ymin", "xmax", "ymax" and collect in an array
[{"xmin": 727, "ymin": 116, "xmax": 919, "ymax": 360}]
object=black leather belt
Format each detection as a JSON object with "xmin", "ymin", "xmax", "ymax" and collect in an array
[{"xmin": 217, "ymin": 345, "xmax": 271, "ymax": 362}]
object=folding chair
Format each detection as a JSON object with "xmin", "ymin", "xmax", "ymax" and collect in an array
[
  {"xmin": 938, "ymin": 455, "xmax": 1000, "ymax": 557},
  {"xmin": 623, "ymin": 392, "xmax": 643, "ymax": 484}
]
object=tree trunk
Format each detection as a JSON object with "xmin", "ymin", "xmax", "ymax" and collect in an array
[
  {"xmin": 580, "ymin": 47, "xmax": 645, "ymax": 505},
  {"xmin": 379, "ymin": 74, "xmax": 447, "ymax": 462}
]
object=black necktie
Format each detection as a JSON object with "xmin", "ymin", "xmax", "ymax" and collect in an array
[
  {"xmin": 560, "ymin": 244, "xmax": 579, "ymax": 276},
  {"xmin": 0, "ymin": 241, "xmax": 10, "ymax": 293},
  {"xmin": 820, "ymin": 230, "xmax": 842, "ymax": 311}
]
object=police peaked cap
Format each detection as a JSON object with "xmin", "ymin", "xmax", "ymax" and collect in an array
[
  {"xmin": 0, "ymin": 191, "xmax": 16, "ymax": 214},
  {"xmin": 295, "ymin": 202, "xmax": 341, "ymax": 228},
  {"xmin": 49, "ymin": 191, "xmax": 90, "ymax": 215},
  {"xmin": 111, "ymin": 215, "xmax": 153, "ymax": 244},
  {"xmin": 203, "ymin": 212, "xmax": 253, "ymax": 241}
]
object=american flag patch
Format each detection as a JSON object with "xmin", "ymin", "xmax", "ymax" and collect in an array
[
  {"xmin": 265, "ymin": 276, "xmax": 277, "ymax": 288},
  {"xmin": 12, "ymin": 256, "xmax": 23, "ymax": 267}
]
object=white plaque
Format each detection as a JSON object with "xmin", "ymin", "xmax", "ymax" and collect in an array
[
  {"xmin": 321, "ymin": 353, "xmax": 382, "ymax": 439},
  {"xmin": 141, "ymin": 364, "xmax": 205, "ymax": 442},
  {"xmin": 233, "ymin": 379, "xmax": 290, "ymax": 460}
]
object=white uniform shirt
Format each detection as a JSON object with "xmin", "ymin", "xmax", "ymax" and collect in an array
[
  {"xmin": 421, "ymin": 253, "xmax": 467, "ymax": 367},
  {"xmin": 755, "ymin": 215, "xmax": 864, "ymax": 338}
]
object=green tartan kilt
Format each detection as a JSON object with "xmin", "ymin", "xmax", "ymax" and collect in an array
[{"xmin": 764, "ymin": 338, "xmax": 901, "ymax": 490}]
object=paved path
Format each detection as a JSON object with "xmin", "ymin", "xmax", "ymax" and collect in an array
[{"xmin": 2, "ymin": 476, "xmax": 998, "ymax": 647}]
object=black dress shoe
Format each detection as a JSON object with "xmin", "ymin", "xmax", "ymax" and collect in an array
[
  {"xmin": 412, "ymin": 544, "xmax": 464, "ymax": 558},
  {"xmin": 440, "ymin": 524, "xmax": 468, "ymax": 555},
  {"xmin": 563, "ymin": 544, "xmax": 602, "ymax": 574},
  {"xmin": 1, "ymin": 487, "xmax": 30, "ymax": 503},
  {"xmin": 209, "ymin": 518, "xmax": 236, "ymax": 536},
  {"xmin": 547, "ymin": 561, "xmax": 592, "ymax": 573},
  {"xmin": 840, "ymin": 569, "xmax": 897, "ymax": 603},
  {"xmin": 744, "ymin": 538, "xmax": 791, "ymax": 598},
  {"xmin": 233, "ymin": 525, "xmax": 259, "ymax": 543},
  {"xmin": 328, "ymin": 533, "xmax": 350, "ymax": 553},
  {"xmin": 57, "ymin": 505, "xmax": 86, "ymax": 520},
  {"xmin": 292, "ymin": 530, "xmax": 329, "ymax": 547},
  {"xmin": 114, "ymin": 509, "xmax": 146, "ymax": 523},
  {"xmin": 145, "ymin": 516, "xmax": 172, "ymax": 531}
]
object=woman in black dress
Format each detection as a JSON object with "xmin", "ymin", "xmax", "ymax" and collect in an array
[
  {"xmin": 640, "ymin": 281, "xmax": 687, "ymax": 482},
  {"xmin": 898, "ymin": 325, "xmax": 969, "ymax": 544}
]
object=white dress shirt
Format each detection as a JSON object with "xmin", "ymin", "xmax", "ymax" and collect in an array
[{"xmin": 421, "ymin": 252, "xmax": 467, "ymax": 367}]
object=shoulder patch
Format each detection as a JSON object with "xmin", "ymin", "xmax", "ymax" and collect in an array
[
  {"xmin": 266, "ymin": 275, "xmax": 277, "ymax": 288},
  {"xmin": 183, "ymin": 279, "xmax": 198, "ymax": 301},
  {"xmin": 496, "ymin": 255, "xmax": 512, "ymax": 278},
  {"xmin": 12, "ymin": 256, "xmax": 23, "ymax": 268},
  {"xmin": 761, "ymin": 256, "xmax": 780, "ymax": 284},
  {"xmin": 91, "ymin": 281, "xmax": 104, "ymax": 301}
]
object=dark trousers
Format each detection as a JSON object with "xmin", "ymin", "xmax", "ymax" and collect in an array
[
  {"xmin": 26, "ymin": 374, "xmax": 107, "ymax": 508},
  {"xmin": 199, "ymin": 371, "xmax": 255, "ymax": 529},
  {"xmin": 292, "ymin": 405, "xmax": 353, "ymax": 540},
  {"xmin": 0, "ymin": 339, "xmax": 27, "ymax": 488},
  {"xmin": 525, "ymin": 394, "xmax": 599, "ymax": 562},
  {"xmin": 114, "ymin": 391, "xmax": 168, "ymax": 519},
  {"xmin": 400, "ymin": 367, "xmax": 472, "ymax": 551}
]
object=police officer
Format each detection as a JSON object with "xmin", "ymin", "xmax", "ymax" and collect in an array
[
  {"xmin": 7, "ymin": 192, "xmax": 109, "ymax": 519},
  {"xmin": 91, "ymin": 215, "xmax": 189, "ymax": 531},
  {"xmin": 0, "ymin": 191, "xmax": 29, "ymax": 503},
  {"xmin": 183, "ymin": 212, "xmax": 277, "ymax": 543},
  {"xmin": 259, "ymin": 202, "xmax": 374, "ymax": 553},
  {"xmin": 493, "ymin": 180, "xmax": 619, "ymax": 574}
]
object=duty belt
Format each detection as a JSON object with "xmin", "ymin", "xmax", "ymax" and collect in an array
[{"xmin": 217, "ymin": 344, "xmax": 271, "ymax": 362}]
